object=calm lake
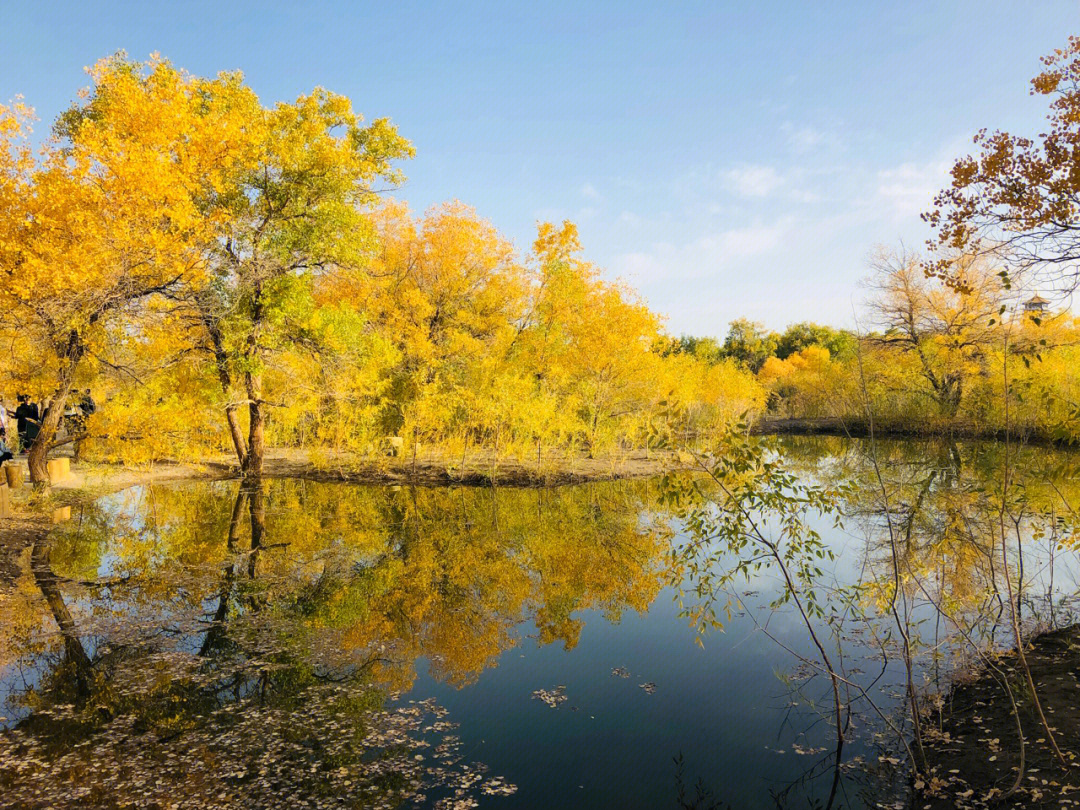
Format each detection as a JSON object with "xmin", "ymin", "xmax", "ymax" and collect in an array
[{"xmin": 2, "ymin": 436, "xmax": 1079, "ymax": 809}]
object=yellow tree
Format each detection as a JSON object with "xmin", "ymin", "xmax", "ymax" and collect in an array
[
  {"xmin": 357, "ymin": 201, "xmax": 528, "ymax": 447},
  {"xmin": 519, "ymin": 221, "xmax": 663, "ymax": 455},
  {"xmin": 864, "ymin": 248, "xmax": 1003, "ymax": 417},
  {"xmin": 190, "ymin": 89, "xmax": 413, "ymax": 476},
  {"xmin": 925, "ymin": 36, "xmax": 1080, "ymax": 290},
  {"xmin": 0, "ymin": 56, "xmax": 257, "ymax": 484},
  {"xmin": 758, "ymin": 346, "xmax": 838, "ymax": 418}
]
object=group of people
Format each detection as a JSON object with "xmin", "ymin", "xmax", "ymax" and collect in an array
[{"xmin": 0, "ymin": 390, "xmax": 96, "ymax": 464}]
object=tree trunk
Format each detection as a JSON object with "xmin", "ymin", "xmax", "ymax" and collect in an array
[
  {"xmin": 214, "ymin": 337, "xmax": 247, "ymax": 466},
  {"xmin": 246, "ymin": 476, "xmax": 265, "ymax": 580},
  {"xmin": 935, "ymin": 377, "xmax": 964, "ymax": 418},
  {"xmin": 31, "ymin": 542, "xmax": 93, "ymax": 704},
  {"xmin": 199, "ymin": 487, "xmax": 247, "ymax": 657},
  {"xmin": 241, "ymin": 282, "xmax": 265, "ymax": 478},
  {"xmin": 588, "ymin": 410, "xmax": 599, "ymax": 459},
  {"xmin": 200, "ymin": 298, "xmax": 248, "ymax": 468},
  {"xmin": 225, "ymin": 403, "xmax": 248, "ymax": 468},
  {"xmin": 27, "ymin": 401, "xmax": 64, "ymax": 486},
  {"xmin": 28, "ymin": 337, "xmax": 83, "ymax": 487},
  {"xmin": 243, "ymin": 370, "xmax": 264, "ymax": 478}
]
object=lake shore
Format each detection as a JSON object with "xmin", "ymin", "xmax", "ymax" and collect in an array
[
  {"xmin": 754, "ymin": 417, "xmax": 1075, "ymax": 446},
  {"xmin": 917, "ymin": 624, "xmax": 1080, "ymax": 808},
  {"xmin": 0, "ymin": 447, "xmax": 693, "ymax": 550},
  {"xmin": 219, "ymin": 447, "xmax": 694, "ymax": 487}
]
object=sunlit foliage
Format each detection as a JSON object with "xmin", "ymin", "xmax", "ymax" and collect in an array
[{"xmin": 0, "ymin": 57, "xmax": 761, "ymax": 477}]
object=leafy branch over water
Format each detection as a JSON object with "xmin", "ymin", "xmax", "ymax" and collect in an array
[
  {"xmin": 664, "ymin": 426, "xmax": 1080, "ymax": 806},
  {"xmin": 661, "ymin": 426, "xmax": 853, "ymax": 807}
]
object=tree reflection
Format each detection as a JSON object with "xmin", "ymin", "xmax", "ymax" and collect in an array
[
  {"xmin": 664, "ymin": 433, "xmax": 1080, "ymax": 806},
  {"xmin": 10, "ymin": 440, "xmax": 1077, "ymax": 808},
  {"xmin": 0, "ymin": 477, "xmax": 668, "ymax": 808}
]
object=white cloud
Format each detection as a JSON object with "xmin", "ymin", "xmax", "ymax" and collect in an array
[
  {"xmin": 704, "ymin": 223, "xmax": 786, "ymax": 257},
  {"xmin": 788, "ymin": 188, "xmax": 822, "ymax": 204},
  {"xmin": 875, "ymin": 160, "xmax": 950, "ymax": 219},
  {"xmin": 779, "ymin": 121, "xmax": 840, "ymax": 154},
  {"xmin": 722, "ymin": 164, "xmax": 783, "ymax": 198},
  {"xmin": 788, "ymin": 126, "xmax": 824, "ymax": 153},
  {"xmin": 615, "ymin": 221, "xmax": 789, "ymax": 285},
  {"xmin": 592, "ymin": 138, "xmax": 971, "ymax": 333},
  {"xmin": 580, "ymin": 182, "xmax": 601, "ymax": 200}
]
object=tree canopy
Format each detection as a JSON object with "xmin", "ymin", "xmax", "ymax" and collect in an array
[{"xmin": 925, "ymin": 36, "xmax": 1080, "ymax": 291}]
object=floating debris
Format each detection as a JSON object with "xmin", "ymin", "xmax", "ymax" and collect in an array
[
  {"xmin": 0, "ymin": 686, "xmax": 514, "ymax": 810},
  {"xmin": 611, "ymin": 667, "xmax": 631, "ymax": 679},
  {"xmin": 481, "ymin": 776, "xmax": 518, "ymax": 796},
  {"xmin": 531, "ymin": 686, "xmax": 568, "ymax": 708},
  {"xmin": 639, "ymin": 682, "xmax": 657, "ymax": 695}
]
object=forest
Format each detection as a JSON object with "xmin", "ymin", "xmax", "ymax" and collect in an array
[
  {"xmin": 0, "ymin": 55, "xmax": 764, "ymax": 487},
  {"xmin": 5, "ymin": 44, "xmax": 1080, "ymax": 489}
]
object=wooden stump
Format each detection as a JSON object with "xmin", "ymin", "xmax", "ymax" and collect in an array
[
  {"xmin": 47, "ymin": 457, "xmax": 71, "ymax": 484},
  {"xmin": 3, "ymin": 464, "xmax": 22, "ymax": 489}
]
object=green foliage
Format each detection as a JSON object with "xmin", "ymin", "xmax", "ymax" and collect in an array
[
  {"xmin": 721, "ymin": 319, "xmax": 779, "ymax": 372},
  {"xmin": 666, "ymin": 335, "xmax": 725, "ymax": 364},
  {"xmin": 775, "ymin": 322, "xmax": 856, "ymax": 361},
  {"xmin": 660, "ymin": 428, "xmax": 847, "ymax": 637}
]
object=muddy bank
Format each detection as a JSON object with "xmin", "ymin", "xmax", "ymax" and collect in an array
[
  {"xmin": 917, "ymin": 625, "xmax": 1080, "ymax": 808},
  {"xmin": 755, "ymin": 417, "xmax": 1073, "ymax": 446},
  {"xmin": 209, "ymin": 448, "xmax": 693, "ymax": 487},
  {"xmin": 0, "ymin": 449, "xmax": 692, "ymax": 551}
]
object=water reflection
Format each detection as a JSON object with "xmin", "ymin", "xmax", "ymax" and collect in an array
[
  {"xmin": 770, "ymin": 437, "xmax": 1080, "ymax": 804},
  {"xmin": 2, "ymin": 438, "xmax": 1079, "ymax": 808},
  {"xmin": 0, "ymin": 478, "xmax": 667, "ymax": 808},
  {"xmin": 787, "ymin": 436, "xmax": 1080, "ymax": 630}
]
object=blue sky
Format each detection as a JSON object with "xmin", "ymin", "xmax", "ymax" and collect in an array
[{"xmin": 2, "ymin": 1, "xmax": 1076, "ymax": 336}]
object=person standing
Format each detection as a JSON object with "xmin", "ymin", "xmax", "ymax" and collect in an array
[
  {"xmin": 80, "ymin": 389, "xmax": 96, "ymax": 419},
  {"xmin": 71, "ymin": 389, "xmax": 96, "ymax": 462},
  {"xmin": 14, "ymin": 394, "xmax": 39, "ymax": 454},
  {"xmin": 0, "ymin": 396, "xmax": 10, "ymax": 463}
]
